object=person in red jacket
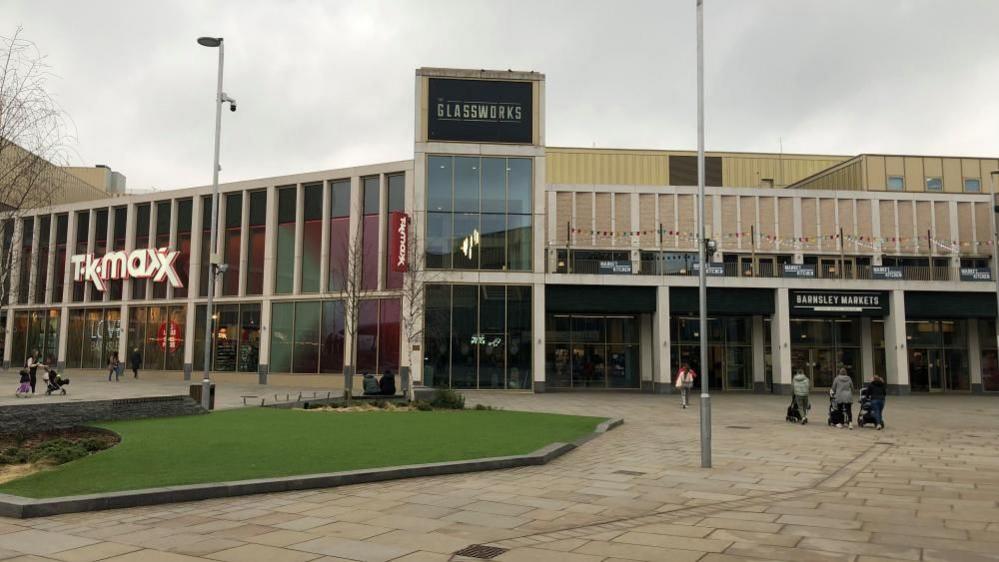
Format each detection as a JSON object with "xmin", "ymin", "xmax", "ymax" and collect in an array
[{"xmin": 674, "ymin": 363, "xmax": 697, "ymax": 409}]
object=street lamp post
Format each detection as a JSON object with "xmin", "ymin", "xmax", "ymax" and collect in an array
[
  {"xmin": 696, "ymin": 0, "xmax": 712, "ymax": 468},
  {"xmin": 197, "ymin": 36, "xmax": 232, "ymax": 410}
]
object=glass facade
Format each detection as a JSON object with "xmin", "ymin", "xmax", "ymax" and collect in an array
[
  {"xmin": 361, "ymin": 176, "xmax": 379, "ymax": 290},
  {"xmin": 198, "ymin": 196, "xmax": 212, "ymax": 297},
  {"xmin": 979, "ymin": 319, "xmax": 998, "ymax": 392},
  {"xmin": 790, "ymin": 318, "xmax": 861, "ymax": 388},
  {"xmin": 72, "ymin": 211, "xmax": 89, "ymax": 302},
  {"xmin": 547, "ymin": 313, "xmax": 640, "ymax": 389},
  {"xmin": 64, "ymin": 307, "xmax": 121, "ymax": 369},
  {"xmin": 671, "ymin": 316, "xmax": 753, "ymax": 390},
  {"xmin": 426, "ymin": 156, "xmax": 532, "ymax": 271},
  {"xmin": 34, "ymin": 215, "xmax": 51, "ymax": 304},
  {"xmin": 424, "ymin": 285, "xmax": 532, "ymax": 389},
  {"xmin": 193, "ymin": 303, "xmax": 259, "ymax": 372},
  {"xmin": 246, "ymin": 191, "xmax": 266, "ymax": 295},
  {"xmin": 10, "ymin": 309, "xmax": 59, "ymax": 367},
  {"xmin": 175, "ymin": 199, "xmax": 192, "ymax": 298},
  {"xmin": 109, "ymin": 208, "xmax": 125, "ymax": 300},
  {"xmin": 907, "ymin": 320, "xmax": 969, "ymax": 392},
  {"xmin": 222, "ymin": 194, "xmax": 241, "ymax": 296},
  {"xmin": 52, "ymin": 214, "xmax": 68, "ymax": 302},
  {"xmin": 127, "ymin": 305, "xmax": 187, "ymax": 371},
  {"xmin": 18, "ymin": 217, "xmax": 32, "ymax": 304},
  {"xmin": 301, "ymin": 183, "xmax": 322, "ymax": 293},
  {"xmin": 385, "ymin": 173, "xmax": 405, "ymax": 290},
  {"xmin": 269, "ymin": 300, "xmax": 350, "ymax": 373},
  {"xmin": 329, "ymin": 179, "xmax": 350, "ymax": 292},
  {"xmin": 133, "ymin": 204, "xmax": 150, "ymax": 299},
  {"xmin": 275, "ymin": 187, "xmax": 296, "ymax": 294},
  {"xmin": 153, "ymin": 202, "xmax": 171, "ymax": 299}
]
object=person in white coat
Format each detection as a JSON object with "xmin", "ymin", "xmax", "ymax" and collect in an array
[{"xmin": 674, "ymin": 363, "xmax": 697, "ymax": 409}]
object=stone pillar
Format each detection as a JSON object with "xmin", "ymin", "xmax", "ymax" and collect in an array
[
  {"xmin": 752, "ymin": 315, "xmax": 766, "ymax": 393},
  {"xmin": 118, "ymin": 304, "xmax": 129, "ymax": 364},
  {"xmin": 884, "ymin": 289, "xmax": 910, "ymax": 395},
  {"xmin": 293, "ymin": 183, "xmax": 304, "ymax": 294},
  {"xmin": 183, "ymin": 303, "xmax": 195, "ymax": 381},
  {"xmin": 860, "ymin": 317, "xmax": 874, "ymax": 384},
  {"xmin": 56, "ymin": 309, "xmax": 69, "ymax": 371},
  {"xmin": 319, "ymin": 179, "xmax": 331, "ymax": 293},
  {"xmin": 652, "ymin": 285, "xmax": 672, "ymax": 393},
  {"xmin": 63, "ymin": 211, "xmax": 77, "ymax": 304},
  {"xmin": 532, "ymin": 282, "xmax": 545, "ymax": 392},
  {"xmin": 26, "ymin": 217, "xmax": 41, "ymax": 305},
  {"xmin": 258, "ymin": 298, "xmax": 271, "ymax": 384},
  {"xmin": 968, "ymin": 319, "xmax": 983, "ymax": 394},
  {"xmin": 44, "ymin": 216, "xmax": 57, "ymax": 305},
  {"xmin": 189, "ymin": 196, "xmax": 204, "ymax": 300},
  {"xmin": 773, "ymin": 288, "xmax": 793, "ymax": 394},
  {"xmin": 639, "ymin": 313, "xmax": 653, "ymax": 392},
  {"xmin": 262, "ymin": 186, "xmax": 277, "ymax": 296},
  {"xmin": 238, "ymin": 191, "xmax": 250, "ymax": 297}
]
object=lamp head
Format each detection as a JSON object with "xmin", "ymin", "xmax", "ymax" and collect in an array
[{"xmin": 197, "ymin": 37, "xmax": 222, "ymax": 47}]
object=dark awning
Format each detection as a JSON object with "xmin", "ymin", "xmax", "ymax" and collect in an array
[
  {"xmin": 670, "ymin": 288, "xmax": 774, "ymax": 315},
  {"xmin": 905, "ymin": 291, "xmax": 997, "ymax": 319},
  {"xmin": 546, "ymin": 285, "xmax": 656, "ymax": 314}
]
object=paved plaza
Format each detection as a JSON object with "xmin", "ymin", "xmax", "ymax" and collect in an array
[{"xmin": 0, "ymin": 389, "xmax": 998, "ymax": 561}]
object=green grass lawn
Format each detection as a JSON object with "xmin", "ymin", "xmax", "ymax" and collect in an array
[{"xmin": 0, "ymin": 408, "xmax": 605, "ymax": 498}]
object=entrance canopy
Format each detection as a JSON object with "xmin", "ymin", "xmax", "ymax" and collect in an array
[
  {"xmin": 546, "ymin": 285, "xmax": 655, "ymax": 313},
  {"xmin": 905, "ymin": 291, "xmax": 997, "ymax": 318},
  {"xmin": 670, "ymin": 288, "xmax": 774, "ymax": 315}
]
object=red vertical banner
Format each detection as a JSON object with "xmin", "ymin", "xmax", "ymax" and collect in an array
[{"xmin": 389, "ymin": 211, "xmax": 409, "ymax": 273}]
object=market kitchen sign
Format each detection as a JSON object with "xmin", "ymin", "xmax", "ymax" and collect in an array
[
  {"xmin": 789, "ymin": 290, "xmax": 888, "ymax": 316},
  {"xmin": 71, "ymin": 248, "xmax": 183, "ymax": 292},
  {"xmin": 427, "ymin": 78, "xmax": 533, "ymax": 144}
]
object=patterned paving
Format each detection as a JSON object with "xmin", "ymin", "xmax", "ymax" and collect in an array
[{"xmin": 1, "ymin": 392, "xmax": 998, "ymax": 561}]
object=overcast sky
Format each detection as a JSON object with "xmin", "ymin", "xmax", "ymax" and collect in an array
[{"xmin": 8, "ymin": 0, "xmax": 999, "ymax": 191}]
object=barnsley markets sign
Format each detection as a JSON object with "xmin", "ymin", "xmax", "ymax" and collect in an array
[{"xmin": 71, "ymin": 248, "xmax": 183, "ymax": 292}]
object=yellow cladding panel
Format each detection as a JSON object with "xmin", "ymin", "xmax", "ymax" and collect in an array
[{"xmin": 722, "ymin": 156, "xmax": 847, "ymax": 187}]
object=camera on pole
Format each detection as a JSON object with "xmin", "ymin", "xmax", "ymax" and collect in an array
[{"xmin": 705, "ymin": 238, "xmax": 718, "ymax": 258}]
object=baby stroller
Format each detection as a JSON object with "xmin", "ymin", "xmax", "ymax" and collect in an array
[
  {"xmin": 856, "ymin": 387, "xmax": 879, "ymax": 428},
  {"xmin": 785, "ymin": 398, "xmax": 802, "ymax": 423},
  {"xmin": 44, "ymin": 371, "xmax": 69, "ymax": 395},
  {"xmin": 15, "ymin": 369, "xmax": 32, "ymax": 397},
  {"xmin": 827, "ymin": 396, "xmax": 846, "ymax": 426}
]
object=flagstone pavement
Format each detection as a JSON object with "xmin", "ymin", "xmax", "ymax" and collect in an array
[{"xmin": 1, "ymin": 392, "xmax": 998, "ymax": 561}]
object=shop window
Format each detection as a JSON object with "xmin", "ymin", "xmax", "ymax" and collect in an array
[
  {"xmin": 320, "ymin": 300, "xmax": 345, "ymax": 373},
  {"xmin": 194, "ymin": 303, "xmax": 258, "ymax": 372},
  {"xmin": 275, "ymin": 187, "xmax": 296, "ymax": 294},
  {"xmin": 269, "ymin": 302, "xmax": 294, "ymax": 373},
  {"xmin": 293, "ymin": 301, "xmax": 321, "ymax": 372},
  {"xmin": 34, "ymin": 215, "xmax": 51, "ymax": 303},
  {"xmin": 361, "ymin": 176, "xmax": 379, "ymax": 290},
  {"xmin": 425, "ymin": 156, "xmax": 532, "ymax": 272},
  {"xmin": 10, "ymin": 312, "xmax": 28, "ymax": 368},
  {"xmin": 269, "ymin": 300, "xmax": 345, "ymax": 374},
  {"xmin": 175, "ymin": 199, "xmax": 192, "ymax": 298},
  {"xmin": 329, "ymin": 179, "xmax": 351, "ymax": 292},
  {"xmin": 385, "ymin": 173, "xmax": 405, "ymax": 289},
  {"xmin": 672, "ymin": 316, "xmax": 754, "ymax": 390},
  {"xmin": 66, "ymin": 309, "xmax": 85, "ymax": 368},
  {"xmin": 246, "ymin": 191, "xmax": 266, "ymax": 295},
  {"xmin": 52, "ymin": 214, "xmax": 68, "ymax": 302},
  {"xmin": 301, "ymin": 183, "xmax": 322, "ymax": 293},
  {"xmin": 222, "ymin": 193, "xmax": 241, "ymax": 296},
  {"xmin": 133, "ymin": 204, "xmax": 150, "ymax": 299}
]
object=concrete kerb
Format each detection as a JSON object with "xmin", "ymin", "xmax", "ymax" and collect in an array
[{"xmin": 0, "ymin": 417, "xmax": 624, "ymax": 519}]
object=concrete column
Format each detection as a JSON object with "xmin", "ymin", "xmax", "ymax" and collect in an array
[
  {"xmin": 183, "ymin": 302, "xmax": 195, "ymax": 380},
  {"xmin": 56, "ymin": 308, "xmax": 69, "ymax": 371},
  {"xmin": 293, "ymin": 184, "xmax": 304, "ymax": 294},
  {"xmin": 774, "ymin": 288, "xmax": 793, "ymax": 394},
  {"xmin": 262, "ymin": 186, "xmax": 277, "ymax": 297},
  {"xmin": 884, "ymin": 289, "xmax": 910, "ymax": 394},
  {"xmin": 26, "ymin": 217, "xmax": 41, "ymax": 304},
  {"xmin": 968, "ymin": 319, "xmax": 983, "ymax": 394},
  {"xmin": 63, "ymin": 211, "xmax": 77, "ymax": 304},
  {"xmin": 377, "ymin": 174, "xmax": 388, "ymax": 291},
  {"xmin": 639, "ymin": 313, "xmax": 652, "ymax": 391},
  {"xmin": 860, "ymin": 317, "xmax": 874, "ymax": 384},
  {"xmin": 319, "ymin": 180, "xmax": 331, "ymax": 293},
  {"xmin": 752, "ymin": 314, "xmax": 766, "ymax": 393},
  {"xmin": 258, "ymin": 298, "xmax": 271, "ymax": 384},
  {"xmin": 532, "ymin": 282, "xmax": 545, "ymax": 392},
  {"xmin": 166, "ymin": 199, "xmax": 178, "ymax": 299},
  {"xmin": 189, "ymin": 196, "xmax": 204, "ymax": 299},
  {"xmin": 652, "ymin": 285, "xmax": 672, "ymax": 393},
  {"xmin": 118, "ymin": 303, "xmax": 129, "ymax": 363},
  {"xmin": 44, "ymin": 216, "xmax": 57, "ymax": 305},
  {"xmin": 238, "ymin": 191, "xmax": 250, "ymax": 297},
  {"xmin": 123, "ymin": 203, "xmax": 137, "ymax": 301}
]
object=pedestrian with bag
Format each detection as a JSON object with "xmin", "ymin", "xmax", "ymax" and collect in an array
[
  {"xmin": 674, "ymin": 363, "xmax": 696, "ymax": 409},
  {"xmin": 792, "ymin": 369, "xmax": 811, "ymax": 424},
  {"xmin": 865, "ymin": 374, "xmax": 887, "ymax": 430},
  {"xmin": 25, "ymin": 349, "xmax": 40, "ymax": 394},
  {"xmin": 107, "ymin": 354, "xmax": 121, "ymax": 382},
  {"xmin": 830, "ymin": 367, "xmax": 854, "ymax": 429}
]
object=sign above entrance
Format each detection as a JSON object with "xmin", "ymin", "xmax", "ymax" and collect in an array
[
  {"xmin": 789, "ymin": 290, "xmax": 888, "ymax": 317},
  {"xmin": 782, "ymin": 264, "xmax": 816, "ymax": 278},
  {"xmin": 71, "ymin": 248, "xmax": 183, "ymax": 292},
  {"xmin": 427, "ymin": 78, "xmax": 533, "ymax": 144},
  {"xmin": 959, "ymin": 267, "xmax": 992, "ymax": 282}
]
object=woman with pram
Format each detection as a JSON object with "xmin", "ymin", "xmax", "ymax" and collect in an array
[{"xmin": 861, "ymin": 375, "xmax": 887, "ymax": 430}]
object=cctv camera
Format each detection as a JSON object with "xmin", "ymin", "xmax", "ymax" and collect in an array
[
  {"xmin": 221, "ymin": 93, "xmax": 237, "ymax": 112},
  {"xmin": 229, "ymin": 102, "xmax": 236, "ymax": 112}
]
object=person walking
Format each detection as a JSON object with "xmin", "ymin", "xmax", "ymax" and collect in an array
[
  {"xmin": 830, "ymin": 367, "xmax": 854, "ymax": 429},
  {"xmin": 674, "ymin": 363, "xmax": 696, "ymax": 409},
  {"xmin": 130, "ymin": 347, "xmax": 142, "ymax": 378},
  {"xmin": 25, "ymin": 349, "xmax": 40, "ymax": 394},
  {"xmin": 865, "ymin": 374, "xmax": 887, "ymax": 430},
  {"xmin": 792, "ymin": 369, "xmax": 811, "ymax": 424},
  {"xmin": 107, "ymin": 354, "xmax": 120, "ymax": 382}
]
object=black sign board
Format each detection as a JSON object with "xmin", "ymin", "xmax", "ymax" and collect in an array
[
  {"xmin": 960, "ymin": 267, "xmax": 992, "ymax": 282},
  {"xmin": 693, "ymin": 262, "xmax": 725, "ymax": 276},
  {"xmin": 871, "ymin": 266, "xmax": 903, "ymax": 280},
  {"xmin": 789, "ymin": 290, "xmax": 889, "ymax": 317},
  {"xmin": 782, "ymin": 264, "xmax": 816, "ymax": 278},
  {"xmin": 428, "ymin": 78, "xmax": 533, "ymax": 144},
  {"xmin": 599, "ymin": 260, "xmax": 632, "ymax": 275}
]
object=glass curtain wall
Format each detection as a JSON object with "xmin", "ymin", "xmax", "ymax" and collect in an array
[
  {"xmin": 789, "ymin": 318, "xmax": 861, "ymax": 388},
  {"xmin": 275, "ymin": 187, "xmax": 296, "ymax": 294},
  {"xmin": 546, "ymin": 314, "xmax": 640, "ymax": 389},
  {"xmin": 72, "ymin": 211, "xmax": 89, "ymax": 302},
  {"xmin": 671, "ymin": 316, "xmax": 753, "ymax": 390},
  {"xmin": 10, "ymin": 309, "xmax": 60, "ymax": 367},
  {"xmin": 979, "ymin": 319, "xmax": 998, "ymax": 392},
  {"xmin": 424, "ymin": 284, "xmax": 532, "ymax": 389},
  {"xmin": 269, "ymin": 300, "xmax": 348, "ymax": 373},
  {"xmin": 871, "ymin": 320, "xmax": 887, "ymax": 381},
  {"xmin": 198, "ymin": 196, "xmax": 212, "ymax": 297},
  {"xmin": 385, "ymin": 173, "xmax": 405, "ymax": 289},
  {"xmin": 109, "ymin": 209, "xmax": 126, "ymax": 300},
  {"xmin": 329, "ymin": 179, "xmax": 350, "ymax": 291},
  {"xmin": 133, "ymin": 204, "xmax": 150, "ymax": 298},
  {"xmin": 153, "ymin": 202, "xmax": 171, "ymax": 298},
  {"xmin": 64, "ymin": 307, "xmax": 120, "ymax": 368},
  {"xmin": 246, "ymin": 191, "xmax": 266, "ymax": 295},
  {"xmin": 127, "ymin": 305, "xmax": 187, "ymax": 371},
  {"xmin": 222, "ymin": 193, "xmax": 241, "ymax": 296},
  {"xmin": 175, "ymin": 199, "xmax": 192, "ymax": 298},
  {"xmin": 193, "ymin": 303, "xmax": 260, "ymax": 372},
  {"xmin": 17, "ymin": 217, "xmax": 32, "ymax": 304},
  {"xmin": 355, "ymin": 299, "xmax": 400, "ymax": 375},
  {"xmin": 52, "ymin": 214, "xmax": 68, "ymax": 301},
  {"xmin": 93, "ymin": 209, "xmax": 108, "ymax": 299},
  {"xmin": 34, "ymin": 216, "xmax": 51, "ymax": 304},
  {"xmin": 907, "ymin": 320, "xmax": 969, "ymax": 392},
  {"xmin": 301, "ymin": 183, "xmax": 322, "ymax": 293},
  {"xmin": 426, "ymin": 156, "xmax": 532, "ymax": 271},
  {"xmin": 361, "ymin": 176, "xmax": 379, "ymax": 290}
]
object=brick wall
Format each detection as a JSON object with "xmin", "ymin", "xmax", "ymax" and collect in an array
[{"xmin": 0, "ymin": 396, "xmax": 205, "ymax": 434}]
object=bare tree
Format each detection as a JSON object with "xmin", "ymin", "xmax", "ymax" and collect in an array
[
  {"xmin": 0, "ymin": 27, "xmax": 69, "ymax": 306},
  {"xmin": 331, "ymin": 214, "xmax": 372, "ymax": 398},
  {"xmin": 397, "ymin": 213, "xmax": 437, "ymax": 400}
]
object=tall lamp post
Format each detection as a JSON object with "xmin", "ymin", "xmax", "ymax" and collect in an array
[
  {"xmin": 695, "ymin": 0, "xmax": 712, "ymax": 468},
  {"xmin": 197, "ymin": 36, "xmax": 236, "ymax": 410}
]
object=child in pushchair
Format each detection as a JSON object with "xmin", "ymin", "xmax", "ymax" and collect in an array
[
  {"xmin": 856, "ymin": 386, "xmax": 877, "ymax": 428},
  {"xmin": 44, "ymin": 369, "xmax": 69, "ymax": 395},
  {"xmin": 15, "ymin": 369, "xmax": 32, "ymax": 397}
]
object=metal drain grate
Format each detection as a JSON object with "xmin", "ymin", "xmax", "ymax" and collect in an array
[
  {"xmin": 726, "ymin": 425, "xmax": 752, "ymax": 429},
  {"xmin": 613, "ymin": 470, "xmax": 647, "ymax": 476},
  {"xmin": 453, "ymin": 545, "xmax": 509, "ymax": 559}
]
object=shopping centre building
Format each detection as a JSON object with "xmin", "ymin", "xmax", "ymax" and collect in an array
[{"xmin": 3, "ymin": 67, "xmax": 999, "ymax": 394}]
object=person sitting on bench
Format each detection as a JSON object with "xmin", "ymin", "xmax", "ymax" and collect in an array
[
  {"xmin": 379, "ymin": 369, "xmax": 396, "ymax": 396},
  {"xmin": 362, "ymin": 373, "xmax": 381, "ymax": 395}
]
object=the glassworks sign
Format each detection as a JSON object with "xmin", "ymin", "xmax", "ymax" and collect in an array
[
  {"xmin": 789, "ymin": 290, "xmax": 888, "ymax": 316},
  {"xmin": 427, "ymin": 78, "xmax": 533, "ymax": 144},
  {"xmin": 71, "ymin": 248, "xmax": 183, "ymax": 292}
]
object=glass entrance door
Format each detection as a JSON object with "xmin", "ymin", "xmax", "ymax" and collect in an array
[
  {"xmin": 790, "ymin": 348, "xmax": 836, "ymax": 388},
  {"xmin": 546, "ymin": 314, "xmax": 640, "ymax": 389}
]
